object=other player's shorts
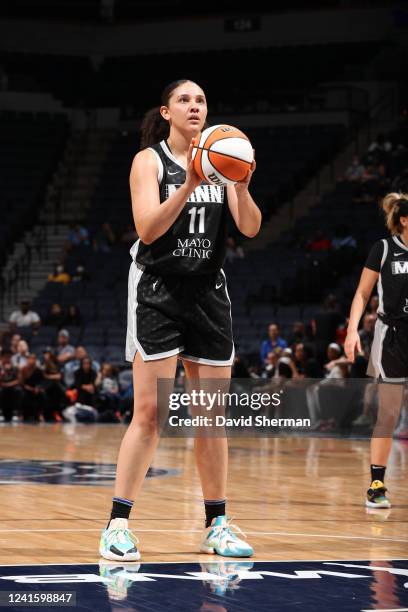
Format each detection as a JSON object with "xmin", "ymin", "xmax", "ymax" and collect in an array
[
  {"xmin": 368, "ymin": 317, "xmax": 408, "ymax": 383},
  {"xmin": 125, "ymin": 263, "xmax": 234, "ymax": 366}
]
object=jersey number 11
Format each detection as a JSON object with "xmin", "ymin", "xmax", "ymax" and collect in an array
[{"xmin": 188, "ymin": 206, "xmax": 205, "ymax": 234}]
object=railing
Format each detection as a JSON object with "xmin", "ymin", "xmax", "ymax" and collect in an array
[{"xmin": 0, "ymin": 225, "xmax": 48, "ymax": 321}]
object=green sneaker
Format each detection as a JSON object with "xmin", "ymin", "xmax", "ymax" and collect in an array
[
  {"xmin": 366, "ymin": 480, "xmax": 391, "ymax": 509},
  {"xmin": 200, "ymin": 516, "xmax": 253, "ymax": 558},
  {"xmin": 99, "ymin": 518, "xmax": 140, "ymax": 561}
]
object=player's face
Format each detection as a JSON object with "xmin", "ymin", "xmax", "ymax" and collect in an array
[{"xmin": 162, "ymin": 82, "xmax": 207, "ymax": 135}]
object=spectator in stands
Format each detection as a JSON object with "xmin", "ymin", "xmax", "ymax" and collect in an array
[
  {"xmin": 367, "ymin": 294, "xmax": 379, "ymax": 315},
  {"xmin": 48, "ymin": 264, "xmax": 71, "ymax": 285},
  {"xmin": 293, "ymin": 342, "xmax": 310, "ymax": 376},
  {"xmin": 225, "ymin": 236, "xmax": 245, "ymax": 263},
  {"xmin": 11, "ymin": 340, "xmax": 30, "ymax": 370},
  {"xmin": 71, "ymin": 264, "xmax": 89, "ymax": 283},
  {"xmin": 358, "ymin": 313, "xmax": 376, "ymax": 360},
  {"xmin": 261, "ymin": 348, "xmax": 281, "ymax": 379},
  {"xmin": 232, "ymin": 355, "xmax": 250, "ymax": 378},
  {"xmin": 331, "ymin": 225, "xmax": 357, "ymax": 250},
  {"xmin": 0, "ymin": 349, "xmax": 22, "ymax": 422},
  {"xmin": 306, "ymin": 343, "xmax": 349, "ymax": 430},
  {"xmin": 306, "ymin": 229, "xmax": 331, "ymax": 252},
  {"xmin": 9, "ymin": 300, "xmax": 41, "ymax": 334},
  {"xmin": 66, "ymin": 223, "xmax": 90, "ymax": 251},
  {"xmin": 55, "ymin": 329, "xmax": 75, "ymax": 365},
  {"xmin": 74, "ymin": 357, "xmax": 97, "ymax": 407},
  {"xmin": 63, "ymin": 346, "xmax": 100, "ymax": 387},
  {"xmin": 121, "ymin": 224, "xmax": 138, "ymax": 244},
  {"xmin": 10, "ymin": 333, "xmax": 21, "ymax": 355},
  {"xmin": 41, "ymin": 347, "xmax": 66, "ymax": 421},
  {"xmin": 368, "ymin": 133, "xmax": 392, "ymax": 155},
  {"xmin": 343, "ymin": 155, "xmax": 365, "ymax": 182},
  {"xmin": 63, "ymin": 304, "xmax": 82, "ymax": 327},
  {"xmin": 311, "ymin": 294, "xmax": 344, "ymax": 363},
  {"xmin": 45, "ymin": 303, "xmax": 65, "ymax": 328},
  {"xmin": 95, "ymin": 363, "xmax": 121, "ymax": 420},
  {"xmin": 260, "ymin": 324, "xmax": 287, "ymax": 366},
  {"xmin": 19, "ymin": 354, "xmax": 45, "ymax": 422},
  {"xmin": 93, "ymin": 222, "xmax": 116, "ymax": 253},
  {"xmin": 287, "ymin": 321, "xmax": 305, "ymax": 347}
]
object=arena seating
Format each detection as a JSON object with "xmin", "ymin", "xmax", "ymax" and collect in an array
[{"xmin": 0, "ymin": 112, "xmax": 68, "ymax": 269}]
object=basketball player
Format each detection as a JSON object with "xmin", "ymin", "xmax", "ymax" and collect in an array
[
  {"xmin": 99, "ymin": 80, "xmax": 261, "ymax": 560},
  {"xmin": 345, "ymin": 192, "xmax": 408, "ymax": 508}
]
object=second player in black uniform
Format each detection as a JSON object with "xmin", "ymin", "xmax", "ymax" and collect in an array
[
  {"xmin": 345, "ymin": 192, "xmax": 408, "ymax": 508},
  {"xmin": 100, "ymin": 79, "xmax": 262, "ymax": 561}
]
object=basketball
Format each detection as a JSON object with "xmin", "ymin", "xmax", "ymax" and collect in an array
[{"xmin": 192, "ymin": 124, "xmax": 254, "ymax": 186}]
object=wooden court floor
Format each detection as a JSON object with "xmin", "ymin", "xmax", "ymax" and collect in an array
[{"xmin": 0, "ymin": 424, "xmax": 407, "ymax": 565}]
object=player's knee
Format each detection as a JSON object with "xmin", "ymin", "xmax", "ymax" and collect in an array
[{"xmin": 131, "ymin": 399, "xmax": 159, "ymax": 436}]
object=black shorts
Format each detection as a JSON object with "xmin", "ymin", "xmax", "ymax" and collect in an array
[
  {"xmin": 125, "ymin": 263, "xmax": 234, "ymax": 366},
  {"xmin": 368, "ymin": 318, "xmax": 408, "ymax": 382}
]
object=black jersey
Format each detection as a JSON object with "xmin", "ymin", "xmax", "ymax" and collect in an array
[
  {"xmin": 131, "ymin": 140, "xmax": 228, "ymax": 275},
  {"xmin": 365, "ymin": 235, "xmax": 408, "ymax": 320}
]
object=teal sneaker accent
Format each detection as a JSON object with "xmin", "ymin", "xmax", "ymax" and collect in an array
[
  {"xmin": 99, "ymin": 518, "xmax": 140, "ymax": 561},
  {"xmin": 200, "ymin": 516, "xmax": 254, "ymax": 558}
]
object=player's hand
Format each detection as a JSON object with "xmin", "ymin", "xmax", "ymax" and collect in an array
[
  {"xmin": 184, "ymin": 138, "xmax": 202, "ymax": 192},
  {"xmin": 235, "ymin": 154, "xmax": 256, "ymax": 192},
  {"xmin": 344, "ymin": 330, "xmax": 362, "ymax": 363}
]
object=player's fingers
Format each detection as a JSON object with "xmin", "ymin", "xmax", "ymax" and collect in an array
[
  {"xmin": 186, "ymin": 139, "xmax": 195, "ymax": 165},
  {"xmin": 356, "ymin": 337, "xmax": 362, "ymax": 355}
]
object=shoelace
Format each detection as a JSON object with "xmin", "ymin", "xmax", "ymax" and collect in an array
[
  {"xmin": 211, "ymin": 518, "xmax": 247, "ymax": 542},
  {"xmin": 107, "ymin": 528, "xmax": 139, "ymax": 547}
]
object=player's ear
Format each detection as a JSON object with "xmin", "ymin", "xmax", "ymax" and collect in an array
[{"xmin": 160, "ymin": 105, "xmax": 170, "ymax": 121}]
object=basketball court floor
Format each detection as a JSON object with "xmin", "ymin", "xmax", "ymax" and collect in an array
[{"xmin": 0, "ymin": 424, "xmax": 407, "ymax": 611}]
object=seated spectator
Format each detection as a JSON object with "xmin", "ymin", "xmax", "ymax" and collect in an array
[
  {"xmin": 63, "ymin": 304, "xmax": 82, "ymax": 327},
  {"xmin": 63, "ymin": 346, "xmax": 100, "ymax": 387},
  {"xmin": 368, "ymin": 132, "xmax": 392, "ymax": 155},
  {"xmin": 55, "ymin": 329, "xmax": 75, "ymax": 365},
  {"xmin": 10, "ymin": 333, "xmax": 21, "ymax": 355},
  {"xmin": 306, "ymin": 343, "xmax": 349, "ymax": 430},
  {"xmin": 74, "ymin": 357, "xmax": 97, "ymax": 407},
  {"xmin": 45, "ymin": 303, "xmax": 65, "ymax": 328},
  {"xmin": 11, "ymin": 340, "xmax": 30, "ymax": 370},
  {"xmin": 66, "ymin": 223, "xmax": 90, "ymax": 251},
  {"xmin": 306, "ymin": 229, "xmax": 331, "ymax": 252},
  {"xmin": 331, "ymin": 225, "xmax": 357, "ymax": 250},
  {"xmin": 293, "ymin": 342, "xmax": 310, "ymax": 376},
  {"xmin": 95, "ymin": 363, "xmax": 121, "ymax": 421},
  {"xmin": 343, "ymin": 155, "xmax": 365, "ymax": 182},
  {"xmin": 19, "ymin": 353, "xmax": 45, "ymax": 422},
  {"xmin": 93, "ymin": 222, "xmax": 116, "ymax": 253},
  {"xmin": 71, "ymin": 264, "xmax": 89, "ymax": 283},
  {"xmin": 358, "ymin": 313, "xmax": 376, "ymax": 359},
  {"xmin": 0, "ymin": 349, "xmax": 22, "ymax": 422},
  {"xmin": 261, "ymin": 348, "xmax": 282, "ymax": 379},
  {"xmin": 41, "ymin": 347, "xmax": 66, "ymax": 422},
  {"xmin": 121, "ymin": 224, "xmax": 138, "ymax": 244},
  {"xmin": 260, "ymin": 323, "xmax": 287, "ymax": 366},
  {"xmin": 366, "ymin": 294, "xmax": 379, "ymax": 314},
  {"xmin": 48, "ymin": 264, "xmax": 71, "ymax": 285},
  {"xmin": 225, "ymin": 236, "xmax": 245, "ymax": 263},
  {"xmin": 287, "ymin": 321, "xmax": 305, "ymax": 347},
  {"xmin": 232, "ymin": 355, "xmax": 250, "ymax": 378},
  {"xmin": 9, "ymin": 300, "xmax": 41, "ymax": 334}
]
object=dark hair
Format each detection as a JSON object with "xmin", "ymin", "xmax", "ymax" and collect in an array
[{"xmin": 140, "ymin": 79, "xmax": 203, "ymax": 149}]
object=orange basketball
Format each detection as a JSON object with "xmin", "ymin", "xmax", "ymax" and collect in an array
[{"xmin": 192, "ymin": 124, "xmax": 253, "ymax": 186}]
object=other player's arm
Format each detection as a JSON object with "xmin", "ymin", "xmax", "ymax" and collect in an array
[
  {"xmin": 130, "ymin": 139, "xmax": 201, "ymax": 244},
  {"xmin": 226, "ymin": 160, "xmax": 261, "ymax": 238},
  {"xmin": 344, "ymin": 267, "xmax": 379, "ymax": 362}
]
